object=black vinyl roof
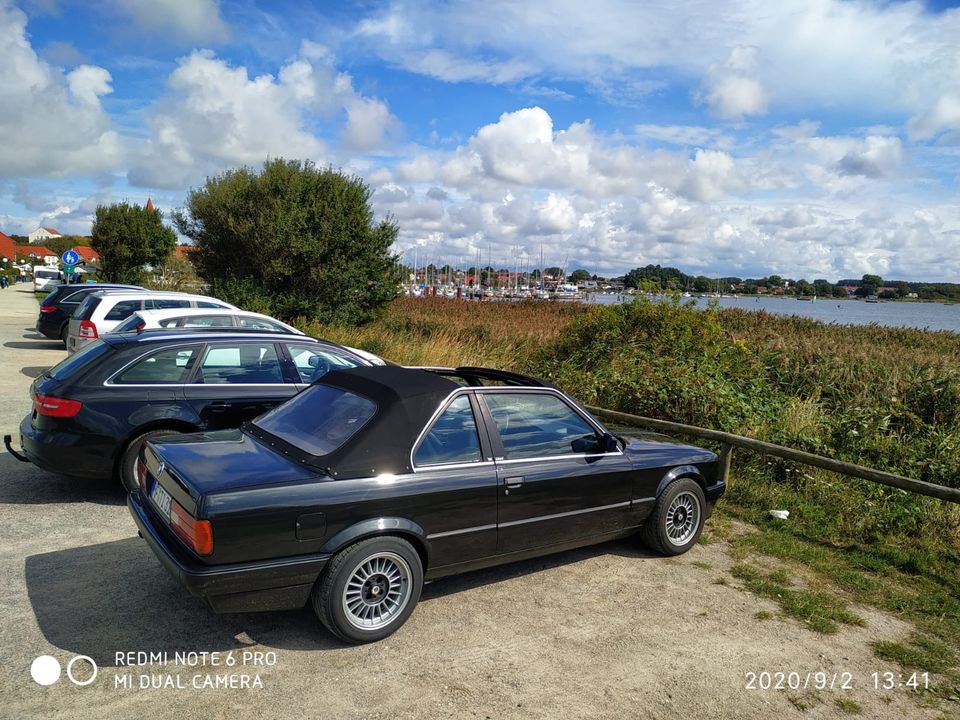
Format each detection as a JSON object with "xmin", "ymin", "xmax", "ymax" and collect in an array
[{"xmin": 314, "ymin": 366, "xmax": 461, "ymax": 478}]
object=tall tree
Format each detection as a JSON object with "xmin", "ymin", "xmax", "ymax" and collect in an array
[
  {"xmin": 175, "ymin": 159, "xmax": 399, "ymax": 324},
  {"xmin": 91, "ymin": 202, "xmax": 176, "ymax": 283}
]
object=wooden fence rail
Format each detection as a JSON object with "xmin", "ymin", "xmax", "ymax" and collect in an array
[{"xmin": 586, "ymin": 405, "xmax": 960, "ymax": 505}]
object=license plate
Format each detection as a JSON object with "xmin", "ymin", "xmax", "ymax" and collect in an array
[{"xmin": 151, "ymin": 483, "xmax": 173, "ymax": 522}]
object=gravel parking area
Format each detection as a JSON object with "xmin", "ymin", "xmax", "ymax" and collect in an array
[{"xmin": 0, "ymin": 286, "xmax": 942, "ymax": 720}]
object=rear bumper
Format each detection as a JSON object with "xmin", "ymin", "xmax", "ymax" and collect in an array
[
  {"xmin": 17, "ymin": 413, "xmax": 112, "ymax": 479},
  {"xmin": 128, "ymin": 491, "xmax": 329, "ymax": 613},
  {"xmin": 36, "ymin": 315, "xmax": 63, "ymax": 339}
]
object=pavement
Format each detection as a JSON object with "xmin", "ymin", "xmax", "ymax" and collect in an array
[{"xmin": 0, "ymin": 284, "xmax": 946, "ymax": 720}]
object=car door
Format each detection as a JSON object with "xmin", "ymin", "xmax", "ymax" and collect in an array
[
  {"xmin": 409, "ymin": 393, "xmax": 498, "ymax": 568},
  {"xmin": 478, "ymin": 390, "xmax": 636, "ymax": 555},
  {"xmin": 183, "ymin": 340, "xmax": 298, "ymax": 430}
]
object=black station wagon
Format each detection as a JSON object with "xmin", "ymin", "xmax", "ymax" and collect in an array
[
  {"xmin": 128, "ymin": 365, "xmax": 726, "ymax": 644},
  {"xmin": 7, "ymin": 330, "xmax": 374, "ymax": 491}
]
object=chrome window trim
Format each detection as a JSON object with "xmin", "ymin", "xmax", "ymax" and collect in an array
[
  {"xmin": 410, "ymin": 389, "xmax": 486, "ymax": 472},
  {"xmin": 476, "ymin": 387, "xmax": 624, "ymax": 460},
  {"xmin": 103, "ymin": 342, "xmax": 207, "ymax": 386}
]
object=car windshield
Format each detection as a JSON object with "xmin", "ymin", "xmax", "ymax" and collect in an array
[
  {"xmin": 251, "ymin": 384, "xmax": 376, "ymax": 457},
  {"xmin": 47, "ymin": 340, "xmax": 111, "ymax": 380},
  {"xmin": 36, "ymin": 269, "xmax": 59, "ymax": 279}
]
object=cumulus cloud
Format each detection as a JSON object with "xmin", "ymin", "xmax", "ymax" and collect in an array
[
  {"xmin": 107, "ymin": 0, "xmax": 229, "ymax": 43},
  {"xmin": 698, "ymin": 46, "xmax": 769, "ymax": 119},
  {"xmin": 835, "ymin": 136, "xmax": 903, "ymax": 178},
  {"xmin": 129, "ymin": 45, "xmax": 398, "ymax": 188},
  {"xmin": 0, "ymin": 3, "xmax": 122, "ymax": 177}
]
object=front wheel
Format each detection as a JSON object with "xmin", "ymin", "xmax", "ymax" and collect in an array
[
  {"xmin": 641, "ymin": 477, "xmax": 706, "ymax": 556},
  {"xmin": 312, "ymin": 536, "xmax": 423, "ymax": 644},
  {"xmin": 118, "ymin": 429, "xmax": 182, "ymax": 492}
]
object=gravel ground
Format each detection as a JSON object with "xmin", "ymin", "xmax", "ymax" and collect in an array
[{"xmin": 0, "ymin": 285, "xmax": 945, "ymax": 720}]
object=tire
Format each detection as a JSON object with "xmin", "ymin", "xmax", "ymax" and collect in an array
[
  {"xmin": 641, "ymin": 477, "xmax": 707, "ymax": 556},
  {"xmin": 312, "ymin": 536, "xmax": 423, "ymax": 644},
  {"xmin": 118, "ymin": 429, "xmax": 182, "ymax": 492}
]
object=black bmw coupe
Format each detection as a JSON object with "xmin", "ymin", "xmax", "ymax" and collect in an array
[{"xmin": 128, "ymin": 365, "xmax": 725, "ymax": 644}]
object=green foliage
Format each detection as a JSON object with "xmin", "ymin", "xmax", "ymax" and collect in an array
[
  {"xmin": 568, "ymin": 268, "xmax": 591, "ymax": 282},
  {"xmin": 175, "ymin": 159, "xmax": 399, "ymax": 324},
  {"xmin": 91, "ymin": 202, "xmax": 176, "ymax": 283}
]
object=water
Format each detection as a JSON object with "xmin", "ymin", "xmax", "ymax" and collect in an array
[{"xmin": 587, "ymin": 294, "xmax": 960, "ymax": 334}]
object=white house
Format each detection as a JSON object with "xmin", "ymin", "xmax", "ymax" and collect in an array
[{"xmin": 28, "ymin": 226, "xmax": 62, "ymax": 244}]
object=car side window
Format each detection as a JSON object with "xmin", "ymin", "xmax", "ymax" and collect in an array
[
  {"xmin": 196, "ymin": 301, "xmax": 225, "ymax": 308},
  {"xmin": 193, "ymin": 342, "xmax": 284, "ymax": 384},
  {"xmin": 238, "ymin": 316, "xmax": 285, "ymax": 331},
  {"xmin": 483, "ymin": 392, "xmax": 598, "ymax": 460},
  {"xmin": 147, "ymin": 298, "xmax": 192, "ymax": 310},
  {"xmin": 104, "ymin": 299, "xmax": 142, "ymax": 321},
  {"xmin": 414, "ymin": 395, "xmax": 483, "ymax": 466},
  {"xmin": 286, "ymin": 343, "xmax": 361, "ymax": 383},
  {"xmin": 181, "ymin": 315, "xmax": 235, "ymax": 327},
  {"xmin": 114, "ymin": 347, "xmax": 197, "ymax": 384}
]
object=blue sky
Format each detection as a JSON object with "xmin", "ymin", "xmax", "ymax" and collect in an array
[{"xmin": 1, "ymin": 0, "xmax": 959, "ymax": 281}]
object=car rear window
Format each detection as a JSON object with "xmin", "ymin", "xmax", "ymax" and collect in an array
[
  {"xmin": 75, "ymin": 295, "xmax": 102, "ymax": 320},
  {"xmin": 48, "ymin": 341, "xmax": 112, "ymax": 381},
  {"xmin": 113, "ymin": 315, "xmax": 144, "ymax": 333},
  {"xmin": 252, "ymin": 384, "xmax": 375, "ymax": 456}
]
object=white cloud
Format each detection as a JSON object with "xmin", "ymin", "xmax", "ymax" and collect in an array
[
  {"xmin": 129, "ymin": 46, "xmax": 398, "ymax": 188},
  {"xmin": 0, "ymin": 2, "xmax": 122, "ymax": 177},
  {"xmin": 107, "ymin": 0, "xmax": 229, "ymax": 43},
  {"xmin": 698, "ymin": 46, "xmax": 769, "ymax": 119}
]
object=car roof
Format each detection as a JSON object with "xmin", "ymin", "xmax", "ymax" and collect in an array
[
  {"xmin": 252, "ymin": 366, "xmax": 461, "ymax": 479},
  {"xmin": 102, "ymin": 329, "xmax": 312, "ymax": 346},
  {"xmin": 132, "ymin": 307, "xmax": 290, "ymax": 321}
]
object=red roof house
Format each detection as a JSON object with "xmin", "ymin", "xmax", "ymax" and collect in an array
[
  {"xmin": 73, "ymin": 246, "xmax": 100, "ymax": 263},
  {"xmin": 0, "ymin": 231, "xmax": 17, "ymax": 263}
]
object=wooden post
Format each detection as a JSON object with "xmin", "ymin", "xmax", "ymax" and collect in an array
[{"xmin": 718, "ymin": 443, "xmax": 733, "ymax": 486}]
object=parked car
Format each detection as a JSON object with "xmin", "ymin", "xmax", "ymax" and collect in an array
[
  {"xmin": 66, "ymin": 291, "xmax": 236, "ymax": 354},
  {"xmin": 125, "ymin": 365, "xmax": 725, "ymax": 644},
  {"xmin": 32, "ymin": 265, "xmax": 61, "ymax": 292},
  {"xmin": 111, "ymin": 309, "xmax": 386, "ymax": 366},
  {"xmin": 36, "ymin": 283, "xmax": 143, "ymax": 345},
  {"xmin": 6, "ymin": 330, "xmax": 377, "ymax": 491},
  {"xmin": 113, "ymin": 308, "xmax": 304, "ymax": 335}
]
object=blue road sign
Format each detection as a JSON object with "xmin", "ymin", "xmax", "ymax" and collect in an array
[{"xmin": 61, "ymin": 249, "xmax": 80, "ymax": 266}]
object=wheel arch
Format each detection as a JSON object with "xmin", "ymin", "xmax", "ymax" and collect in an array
[
  {"xmin": 320, "ymin": 518, "xmax": 430, "ymax": 572},
  {"xmin": 654, "ymin": 464, "xmax": 706, "ymax": 498}
]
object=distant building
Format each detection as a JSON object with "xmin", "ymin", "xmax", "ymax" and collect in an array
[
  {"xmin": 28, "ymin": 227, "xmax": 62, "ymax": 244},
  {"xmin": 73, "ymin": 246, "xmax": 101, "ymax": 264},
  {"xmin": 25, "ymin": 246, "xmax": 58, "ymax": 265}
]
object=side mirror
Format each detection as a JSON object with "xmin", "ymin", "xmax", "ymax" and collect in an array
[
  {"xmin": 571, "ymin": 435, "xmax": 601, "ymax": 453},
  {"xmin": 601, "ymin": 433, "xmax": 620, "ymax": 452}
]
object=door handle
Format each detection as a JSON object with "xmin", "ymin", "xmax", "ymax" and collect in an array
[
  {"xmin": 504, "ymin": 476, "xmax": 524, "ymax": 489},
  {"xmin": 210, "ymin": 401, "xmax": 232, "ymax": 412}
]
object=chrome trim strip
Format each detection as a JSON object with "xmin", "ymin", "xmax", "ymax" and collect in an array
[
  {"xmin": 426, "ymin": 523, "xmax": 497, "ymax": 540},
  {"xmin": 495, "ymin": 450, "xmax": 624, "ymax": 464},
  {"xmin": 498, "ymin": 500, "xmax": 631, "ymax": 529},
  {"xmin": 412, "ymin": 460, "xmax": 495, "ymax": 473}
]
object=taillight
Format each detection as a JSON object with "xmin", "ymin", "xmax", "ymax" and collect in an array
[
  {"xmin": 78, "ymin": 320, "xmax": 98, "ymax": 339},
  {"xmin": 136, "ymin": 457, "xmax": 148, "ymax": 493},
  {"xmin": 170, "ymin": 499, "xmax": 213, "ymax": 556},
  {"xmin": 136, "ymin": 321, "xmax": 146, "ymax": 331},
  {"xmin": 40, "ymin": 305, "xmax": 56, "ymax": 313},
  {"xmin": 34, "ymin": 393, "xmax": 83, "ymax": 418}
]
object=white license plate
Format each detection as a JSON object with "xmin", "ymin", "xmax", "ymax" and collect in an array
[{"xmin": 151, "ymin": 483, "xmax": 173, "ymax": 522}]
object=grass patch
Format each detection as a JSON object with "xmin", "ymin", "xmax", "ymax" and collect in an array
[
  {"xmin": 690, "ymin": 560, "xmax": 713, "ymax": 570},
  {"xmin": 835, "ymin": 697, "xmax": 863, "ymax": 714},
  {"xmin": 872, "ymin": 635, "xmax": 958, "ymax": 674},
  {"xmin": 712, "ymin": 576, "xmax": 729, "ymax": 585},
  {"xmin": 731, "ymin": 563, "xmax": 864, "ymax": 634},
  {"xmin": 754, "ymin": 610, "xmax": 774, "ymax": 620}
]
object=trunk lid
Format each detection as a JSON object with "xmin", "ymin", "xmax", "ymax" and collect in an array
[{"xmin": 145, "ymin": 428, "xmax": 323, "ymax": 508}]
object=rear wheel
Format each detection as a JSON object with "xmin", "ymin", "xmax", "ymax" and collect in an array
[
  {"xmin": 118, "ymin": 429, "xmax": 182, "ymax": 492},
  {"xmin": 312, "ymin": 536, "xmax": 423, "ymax": 644},
  {"xmin": 641, "ymin": 477, "xmax": 706, "ymax": 556}
]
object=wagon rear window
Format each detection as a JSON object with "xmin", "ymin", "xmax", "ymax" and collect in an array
[{"xmin": 252, "ymin": 384, "xmax": 375, "ymax": 456}]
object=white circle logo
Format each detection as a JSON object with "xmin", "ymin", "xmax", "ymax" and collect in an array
[
  {"xmin": 66, "ymin": 656, "xmax": 98, "ymax": 686},
  {"xmin": 30, "ymin": 656, "xmax": 61, "ymax": 686}
]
